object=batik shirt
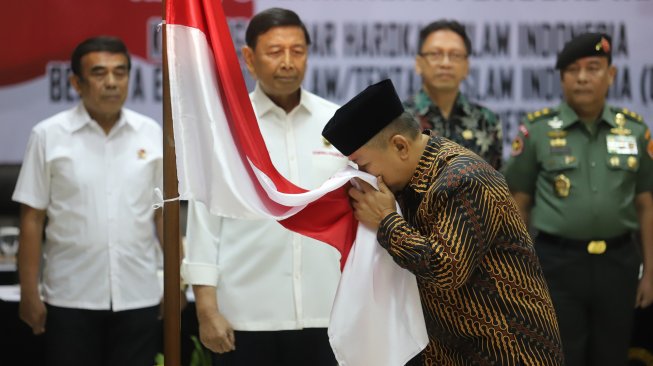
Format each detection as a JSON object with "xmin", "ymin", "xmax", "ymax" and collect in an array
[
  {"xmin": 377, "ymin": 136, "xmax": 563, "ymax": 366},
  {"xmin": 404, "ymin": 90, "xmax": 503, "ymax": 170}
]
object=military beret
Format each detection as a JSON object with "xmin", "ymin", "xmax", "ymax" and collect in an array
[
  {"xmin": 555, "ymin": 32, "xmax": 612, "ymax": 70},
  {"xmin": 322, "ymin": 79, "xmax": 404, "ymax": 156}
]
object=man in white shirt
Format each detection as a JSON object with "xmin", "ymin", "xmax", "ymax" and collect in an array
[
  {"xmin": 182, "ymin": 8, "xmax": 347, "ymax": 366},
  {"xmin": 13, "ymin": 36, "xmax": 163, "ymax": 366}
]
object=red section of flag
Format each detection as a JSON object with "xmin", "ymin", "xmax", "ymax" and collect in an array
[
  {"xmin": 166, "ymin": 0, "xmax": 357, "ymax": 266},
  {"xmin": 0, "ymin": 0, "xmax": 160, "ymax": 86},
  {"xmin": 168, "ymin": 0, "xmax": 299, "ymax": 194}
]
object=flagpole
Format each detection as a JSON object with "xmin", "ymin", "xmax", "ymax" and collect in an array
[{"xmin": 162, "ymin": 0, "xmax": 182, "ymax": 364}]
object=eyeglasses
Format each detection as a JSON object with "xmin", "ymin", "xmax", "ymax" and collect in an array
[{"xmin": 419, "ymin": 51, "xmax": 468, "ymax": 64}]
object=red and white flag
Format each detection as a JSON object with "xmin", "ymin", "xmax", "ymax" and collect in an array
[{"xmin": 165, "ymin": 0, "xmax": 427, "ymax": 364}]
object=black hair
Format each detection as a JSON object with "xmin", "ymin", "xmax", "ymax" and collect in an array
[
  {"xmin": 368, "ymin": 112, "xmax": 421, "ymax": 149},
  {"xmin": 245, "ymin": 7, "xmax": 311, "ymax": 49},
  {"xmin": 71, "ymin": 36, "xmax": 131, "ymax": 78},
  {"xmin": 418, "ymin": 20, "xmax": 472, "ymax": 55}
]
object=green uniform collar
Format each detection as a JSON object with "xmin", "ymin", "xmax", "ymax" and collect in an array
[{"xmin": 558, "ymin": 102, "xmax": 615, "ymax": 130}]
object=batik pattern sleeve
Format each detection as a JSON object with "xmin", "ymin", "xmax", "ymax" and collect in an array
[{"xmin": 377, "ymin": 156, "xmax": 502, "ymax": 289}]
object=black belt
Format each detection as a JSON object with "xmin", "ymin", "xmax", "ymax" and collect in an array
[{"xmin": 537, "ymin": 232, "xmax": 632, "ymax": 255}]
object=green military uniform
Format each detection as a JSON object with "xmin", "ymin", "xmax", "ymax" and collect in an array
[
  {"xmin": 504, "ymin": 102, "xmax": 653, "ymax": 366},
  {"xmin": 504, "ymin": 102, "xmax": 653, "ymax": 239},
  {"xmin": 403, "ymin": 90, "xmax": 503, "ymax": 170}
]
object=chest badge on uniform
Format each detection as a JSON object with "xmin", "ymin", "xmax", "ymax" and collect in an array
[
  {"xmin": 511, "ymin": 136, "xmax": 524, "ymax": 156},
  {"xmin": 610, "ymin": 113, "xmax": 631, "ymax": 136},
  {"xmin": 547, "ymin": 116, "xmax": 564, "ymax": 129},
  {"xmin": 627, "ymin": 156, "xmax": 638, "ymax": 169},
  {"xmin": 138, "ymin": 148, "xmax": 147, "ymax": 159},
  {"xmin": 607, "ymin": 134, "xmax": 638, "ymax": 155},
  {"xmin": 462, "ymin": 129, "xmax": 474, "ymax": 140},
  {"xmin": 554, "ymin": 174, "xmax": 571, "ymax": 198},
  {"xmin": 549, "ymin": 138, "xmax": 567, "ymax": 148},
  {"xmin": 547, "ymin": 130, "xmax": 567, "ymax": 139},
  {"xmin": 609, "ymin": 156, "xmax": 620, "ymax": 167}
]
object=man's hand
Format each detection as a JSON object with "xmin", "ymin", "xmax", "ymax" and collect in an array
[
  {"xmin": 198, "ymin": 311, "xmax": 236, "ymax": 354},
  {"xmin": 636, "ymin": 274, "xmax": 653, "ymax": 308},
  {"xmin": 19, "ymin": 293, "xmax": 46, "ymax": 335},
  {"xmin": 348, "ymin": 176, "xmax": 396, "ymax": 230}
]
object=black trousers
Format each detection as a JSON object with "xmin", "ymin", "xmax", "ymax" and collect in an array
[
  {"xmin": 45, "ymin": 304, "xmax": 160, "ymax": 366},
  {"xmin": 535, "ymin": 234, "xmax": 640, "ymax": 366},
  {"xmin": 213, "ymin": 328, "xmax": 337, "ymax": 366}
]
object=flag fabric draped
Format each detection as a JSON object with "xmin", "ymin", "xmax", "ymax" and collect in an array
[{"xmin": 165, "ymin": 0, "xmax": 428, "ymax": 364}]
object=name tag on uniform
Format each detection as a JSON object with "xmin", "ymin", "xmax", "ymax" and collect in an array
[{"xmin": 606, "ymin": 135, "xmax": 638, "ymax": 155}]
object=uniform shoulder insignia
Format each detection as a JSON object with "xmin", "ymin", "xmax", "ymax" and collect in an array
[
  {"xmin": 612, "ymin": 107, "xmax": 643, "ymax": 122},
  {"xmin": 526, "ymin": 107, "xmax": 556, "ymax": 122}
]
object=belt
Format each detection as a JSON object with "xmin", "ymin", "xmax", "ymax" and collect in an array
[{"xmin": 537, "ymin": 232, "xmax": 632, "ymax": 255}]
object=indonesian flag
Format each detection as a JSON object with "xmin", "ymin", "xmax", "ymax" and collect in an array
[{"xmin": 165, "ymin": 0, "xmax": 428, "ymax": 364}]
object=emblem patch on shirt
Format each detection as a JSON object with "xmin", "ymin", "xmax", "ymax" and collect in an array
[
  {"xmin": 322, "ymin": 137, "xmax": 331, "ymax": 147},
  {"xmin": 519, "ymin": 125, "xmax": 529, "ymax": 138},
  {"xmin": 645, "ymin": 129, "xmax": 653, "ymax": 160},
  {"xmin": 511, "ymin": 136, "xmax": 523, "ymax": 156},
  {"xmin": 138, "ymin": 149, "xmax": 147, "ymax": 159},
  {"xmin": 547, "ymin": 116, "xmax": 563, "ymax": 129},
  {"xmin": 554, "ymin": 174, "xmax": 571, "ymax": 198}
]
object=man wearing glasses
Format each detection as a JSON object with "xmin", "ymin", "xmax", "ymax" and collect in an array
[
  {"xmin": 504, "ymin": 33, "xmax": 653, "ymax": 366},
  {"xmin": 404, "ymin": 20, "xmax": 503, "ymax": 169}
]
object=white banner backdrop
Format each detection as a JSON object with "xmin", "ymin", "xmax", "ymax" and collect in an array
[
  {"xmin": 243, "ymin": 0, "xmax": 653, "ymax": 159},
  {"xmin": 2, "ymin": 0, "xmax": 652, "ymax": 163}
]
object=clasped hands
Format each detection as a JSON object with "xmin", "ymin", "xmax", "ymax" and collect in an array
[{"xmin": 348, "ymin": 176, "xmax": 396, "ymax": 230}]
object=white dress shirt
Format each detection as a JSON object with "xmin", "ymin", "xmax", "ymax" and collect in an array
[
  {"xmin": 12, "ymin": 103, "xmax": 163, "ymax": 311},
  {"xmin": 183, "ymin": 85, "xmax": 348, "ymax": 330}
]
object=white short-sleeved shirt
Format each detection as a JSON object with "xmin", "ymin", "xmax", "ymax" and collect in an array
[
  {"xmin": 182, "ymin": 85, "xmax": 348, "ymax": 330},
  {"xmin": 12, "ymin": 103, "xmax": 163, "ymax": 311}
]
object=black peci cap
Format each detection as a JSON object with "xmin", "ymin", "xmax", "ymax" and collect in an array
[
  {"xmin": 555, "ymin": 32, "xmax": 612, "ymax": 70},
  {"xmin": 322, "ymin": 79, "xmax": 404, "ymax": 156}
]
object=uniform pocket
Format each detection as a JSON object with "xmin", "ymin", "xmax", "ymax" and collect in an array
[
  {"xmin": 542, "ymin": 155, "xmax": 579, "ymax": 172},
  {"xmin": 605, "ymin": 154, "xmax": 639, "ymax": 172}
]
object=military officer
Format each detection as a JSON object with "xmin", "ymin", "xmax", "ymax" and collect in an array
[{"xmin": 504, "ymin": 33, "xmax": 653, "ymax": 366}]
